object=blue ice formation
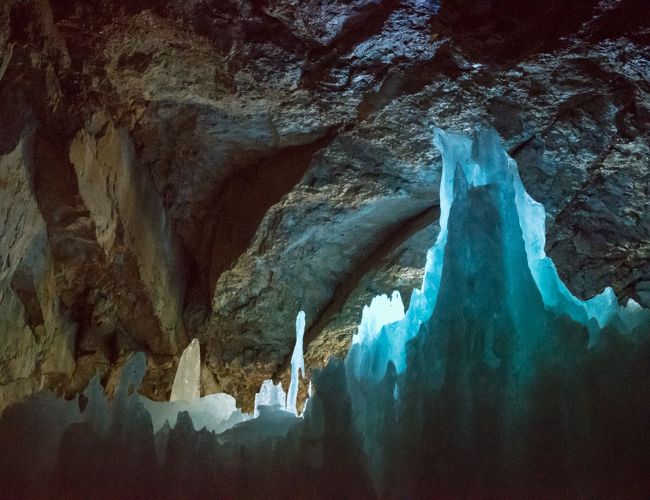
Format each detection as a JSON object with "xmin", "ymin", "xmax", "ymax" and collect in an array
[
  {"xmin": 1, "ymin": 127, "xmax": 648, "ymax": 498},
  {"xmin": 343, "ymin": 126, "xmax": 649, "ymax": 494},
  {"xmin": 347, "ymin": 127, "xmax": 628, "ymax": 385}
]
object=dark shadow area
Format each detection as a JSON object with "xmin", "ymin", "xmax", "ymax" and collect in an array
[
  {"xmin": 184, "ymin": 131, "xmax": 340, "ymax": 310},
  {"xmin": 436, "ymin": 0, "xmax": 601, "ymax": 64}
]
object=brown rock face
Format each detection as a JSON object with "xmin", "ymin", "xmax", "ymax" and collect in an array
[{"xmin": 0, "ymin": 0, "xmax": 648, "ymax": 410}]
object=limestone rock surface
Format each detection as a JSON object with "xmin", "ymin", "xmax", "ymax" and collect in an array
[{"xmin": 0, "ymin": 0, "xmax": 648, "ymax": 409}]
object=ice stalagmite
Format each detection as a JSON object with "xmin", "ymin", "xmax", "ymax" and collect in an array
[
  {"xmin": 253, "ymin": 310, "xmax": 306, "ymax": 416},
  {"xmin": 144, "ymin": 339, "xmax": 247, "ymax": 433},
  {"xmin": 170, "ymin": 338, "xmax": 201, "ymax": 402},
  {"xmin": 286, "ymin": 310, "xmax": 306, "ymax": 415}
]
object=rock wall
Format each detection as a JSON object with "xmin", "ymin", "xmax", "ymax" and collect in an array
[
  {"xmin": 0, "ymin": 127, "xmax": 75, "ymax": 410},
  {"xmin": 0, "ymin": 0, "xmax": 648, "ymax": 410}
]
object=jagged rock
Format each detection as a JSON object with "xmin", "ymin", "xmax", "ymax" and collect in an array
[
  {"xmin": 0, "ymin": 0, "xmax": 648, "ymax": 410},
  {"xmin": 0, "ymin": 127, "xmax": 76, "ymax": 409},
  {"xmin": 637, "ymin": 281, "xmax": 650, "ymax": 308},
  {"xmin": 69, "ymin": 119, "xmax": 186, "ymax": 352}
]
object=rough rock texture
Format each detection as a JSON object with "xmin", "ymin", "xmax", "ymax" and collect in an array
[{"xmin": 0, "ymin": 0, "xmax": 648, "ymax": 410}]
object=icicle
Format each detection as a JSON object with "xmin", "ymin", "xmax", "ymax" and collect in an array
[{"xmin": 286, "ymin": 310, "xmax": 306, "ymax": 415}]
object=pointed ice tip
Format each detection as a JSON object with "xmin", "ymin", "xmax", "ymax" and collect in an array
[
  {"xmin": 472, "ymin": 125, "xmax": 503, "ymax": 150},
  {"xmin": 170, "ymin": 337, "xmax": 201, "ymax": 402},
  {"xmin": 296, "ymin": 310, "xmax": 306, "ymax": 329},
  {"xmin": 432, "ymin": 127, "xmax": 446, "ymax": 147}
]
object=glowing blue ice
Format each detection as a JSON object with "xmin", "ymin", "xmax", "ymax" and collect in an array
[{"xmin": 348, "ymin": 127, "xmax": 622, "ymax": 382}]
